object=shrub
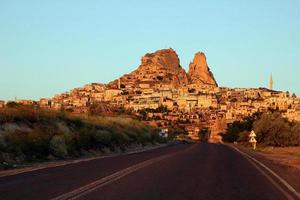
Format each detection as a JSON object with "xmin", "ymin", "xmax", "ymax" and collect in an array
[
  {"xmin": 221, "ymin": 113, "xmax": 260, "ymax": 143},
  {"xmin": 25, "ymin": 128, "xmax": 51, "ymax": 160},
  {"xmin": 138, "ymin": 132, "xmax": 152, "ymax": 145},
  {"xmin": 62, "ymin": 132, "xmax": 76, "ymax": 156},
  {"xmin": 50, "ymin": 135, "xmax": 68, "ymax": 158},
  {"xmin": 0, "ymin": 135, "xmax": 7, "ymax": 151},
  {"xmin": 222, "ymin": 112, "xmax": 300, "ymax": 147},
  {"xmin": 237, "ymin": 131, "xmax": 249, "ymax": 142},
  {"xmin": 0, "ymin": 107, "xmax": 164, "ymax": 165},
  {"xmin": 157, "ymin": 76, "xmax": 164, "ymax": 81},
  {"xmin": 126, "ymin": 131, "xmax": 138, "ymax": 142},
  {"xmin": 111, "ymin": 132, "xmax": 130, "ymax": 147},
  {"xmin": 94, "ymin": 130, "xmax": 112, "ymax": 147},
  {"xmin": 6, "ymin": 102, "xmax": 20, "ymax": 108},
  {"xmin": 253, "ymin": 113, "xmax": 292, "ymax": 147},
  {"xmin": 72, "ymin": 117, "xmax": 85, "ymax": 128},
  {"xmin": 291, "ymin": 125, "xmax": 300, "ymax": 146}
]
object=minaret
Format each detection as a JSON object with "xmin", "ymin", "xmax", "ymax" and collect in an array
[
  {"xmin": 118, "ymin": 78, "xmax": 121, "ymax": 89},
  {"xmin": 269, "ymin": 74, "xmax": 273, "ymax": 90}
]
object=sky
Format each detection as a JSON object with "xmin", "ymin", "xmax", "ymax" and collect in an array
[{"xmin": 0, "ymin": 0, "xmax": 299, "ymax": 100}]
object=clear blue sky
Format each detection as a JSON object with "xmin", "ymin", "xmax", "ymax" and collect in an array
[{"xmin": 0, "ymin": 0, "xmax": 299, "ymax": 100}]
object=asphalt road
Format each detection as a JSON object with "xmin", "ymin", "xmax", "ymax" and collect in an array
[{"xmin": 0, "ymin": 143, "xmax": 299, "ymax": 200}]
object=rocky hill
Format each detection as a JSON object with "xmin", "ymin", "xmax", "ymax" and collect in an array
[
  {"xmin": 188, "ymin": 52, "xmax": 218, "ymax": 87},
  {"xmin": 109, "ymin": 48, "xmax": 217, "ymax": 88}
]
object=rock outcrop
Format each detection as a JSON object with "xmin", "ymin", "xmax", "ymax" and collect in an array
[
  {"xmin": 188, "ymin": 52, "xmax": 218, "ymax": 86},
  {"xmin": 109, "ymin": 49, "xmax": 217, "ymax": 89},
  {"xmin": 109, "ymin": 48, "xmax": 188, "ymax": 88}
]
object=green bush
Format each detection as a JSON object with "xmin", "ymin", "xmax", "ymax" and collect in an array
[
  {"xmin": 50, "ymin": 135, "xmax": 68, "ymax": 158},
  {"xmin": 253, "ymin": 112, "xmax": 299, "ymax": 147},
  {"xmin": 221, "ymin": 114, "xmax": 259, "ymax": 143},
  {"xmin": 237, "ymin": 131, "xmax": 249, "ymax": 142},
  {"xmin": 0, "ymin": 107, "xmax": 164, "ymax": 166},
  {"xmin": 111, "ymin": 132, "xmax": 130, "ymax": 147},
  {"xmin": 222, "ymin": 112, "xmax": 300, "ymax": 147},
  {"xmin": 0, "ymin": 135, "xmax": 7, "ymax": 151},
  {"xmin": 94, "ymin": 130, "xmax": 112, "ymax": 147},
  {"xmin": 291, "ymin": 125, "xmax": 300, "ymax": 146},
  {"xmin": 126, "ymin": 131, "xmax": 138, "ymax": 142},
  {"xmin": 138, "ymin": 132, "xmax": 152, "ymax": 145}
]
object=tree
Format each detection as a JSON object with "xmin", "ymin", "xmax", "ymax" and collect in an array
[
  {"xmin": 157, "ymin": 76, "xmax": 164, "ymax": 81},
  {"xmin": 253, "ymin": 112, "xmax": 293, "ymax": 146},
  {"xmin": 238, "ymin": 131, "xmax": 249, "ymax": 142},
  {"xmin": 6, "ymin": 102, "xmax": 20, "ymax": 108},
  {"xmin": 156, "ymin": 105, "xmax": 168, "ymax": 113},
  {"xmin": 291, "ymin": 125, "xmax": 300, "ymax": 146},
  {"xmin": 121, "ymin": 91, "xmax": 129, "ymax": 95},
  {"xmin": 221, "ymin": 113, "xmax": 260, "ymax": 143},
  {"xmin": 230, "ymin": 98, "xmax": 238, "ymax": 102},
  {"xmin": 120, "ymin": 84, "xmax": 126, "ymax": 89},
  {"xmin": 88, "ymin": 102, "xmax": 108, "ymax": 115},
  {"xmin": 188, "ymin": 88, "xmax": 196, "ymax": 93},
  {"xmin": 50, "ymin": 135, "xmax": 68, "ymax": 158}
]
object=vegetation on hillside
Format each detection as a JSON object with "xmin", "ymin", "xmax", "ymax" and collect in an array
[
  {"xmin": 0, "ymin": 107, "xmax": 165, "ymax": 169},
  {"xmin": 221, "ymin": 113, "xmax": 259, "ymax": 143},
  {"xmin": 221, "ymin": 112, "xmax": 300, "ymax": 147}
]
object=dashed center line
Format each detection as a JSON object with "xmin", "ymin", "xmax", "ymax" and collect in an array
[{"xmin": 51, "ymin": 152, "xmax": 175, "ymax": 200}]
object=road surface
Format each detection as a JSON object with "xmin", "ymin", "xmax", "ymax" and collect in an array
[{"xmin": 0, "ymin": 143, "xmax": 299, "ymax": 200}]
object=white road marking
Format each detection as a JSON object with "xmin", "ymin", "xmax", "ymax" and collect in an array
[
  {"xmin": 0, "ymin": 144, "xmax": 169, "ymax": 178},
  {"xmin": 229, "ymin": 145, "xmax": 300, "ymax": 200},
  {"xmin": 51, "ymin": 153, "xmax": 174, "ymax": 200}
]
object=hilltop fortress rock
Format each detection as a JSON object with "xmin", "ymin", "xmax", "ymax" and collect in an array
[
  {"xmin": 109, "ymin": 48, "xmax": 188, "ymax": 88},
  {"xmin": 188, "ymin": 52, "xmax": 218, "ymax": 87},
  {"xmin": 135, "ymin": 48, "xmax": 189, "ymax": 87},
  {"xmin": 109, "ymin": 48, "xmax": 217, "ymax": 88}
]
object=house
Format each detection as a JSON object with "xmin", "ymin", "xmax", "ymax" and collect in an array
[
  {"xmin": 15, "ymin": 100, "xmax": 36, "ymax": 106},
  {"xmin": 0, "ymin": 100, "xmax": 5, "ymax": 108},
  {"xmin": 197, "ymin": 94, "xmax": 218, "ymax": 108},
  {"xmin": 186, "ymin": 126, "xmax": 200, "ymax": 140},
  {"xmin": 91, "ymin": 92, "xmax": 105, "ymax": 101},
  {"xmin": 39, "ymin": 98, "xmax": 51, "ymax": 108},
  {"xmin": 104, "ymin": 89, "xmax": 122, "ymax": 101},
  {"xmin": 139, "ymin": 83, "xmax": 150, "ymax": 89}
]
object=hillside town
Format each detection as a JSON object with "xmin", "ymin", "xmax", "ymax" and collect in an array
[{"xmin": 1, "ymin": 49, "xmax": 300, "ymax": 141}]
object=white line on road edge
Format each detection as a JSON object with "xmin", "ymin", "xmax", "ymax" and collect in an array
[
  {"xmin": 229, "ymin": 145, "xmax": 300, "ymax": 200},
  {"xmin": 51, "ymin": 153, "xmax": 174, "ymax": 200},
  {"xmin": 0, "ymin": 143, "xmax": 169, "ymax": 178}
]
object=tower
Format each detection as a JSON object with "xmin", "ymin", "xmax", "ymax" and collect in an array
[
  {"xmin": 269, "ymin": 74, "xmax": 273, "ymax": 90},
  {"xmin": 118, "ymin": 78, "xmax": 121, "ymax": 89}
]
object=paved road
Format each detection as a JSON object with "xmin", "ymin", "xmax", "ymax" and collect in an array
[{"xmin": 0, "ymin": 143, "xmax": 298, "ymax": 200}]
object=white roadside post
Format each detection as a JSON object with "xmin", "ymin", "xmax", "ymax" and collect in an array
[{"xmin": 249, "ymin": 130, "xmax": 257, "ymax": 150}]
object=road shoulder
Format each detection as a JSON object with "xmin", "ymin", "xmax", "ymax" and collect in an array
[
  {"xmin": 0, "ymin": 142, "xmax": 175, "ymax": 178},
  {"xmin": 227, "ymin": 143, "xmax": 300, "ymax": 197}
]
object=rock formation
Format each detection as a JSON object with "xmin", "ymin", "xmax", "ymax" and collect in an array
[
  {"xmin": 109, "ymin": 48, "xmax": 188, "ymax": 88},
  {"xmin": 109, "ymin": 49, "xmax": 217, "ymax": 89},
  {"xmin": 188, "ymin": 52, "xmax": 218, "ymax": 87}
]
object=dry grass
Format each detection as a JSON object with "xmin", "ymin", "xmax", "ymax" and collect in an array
[
  {"xmin": 257, "ymin": 146, "xmax": 300, "ymax": 170},
  {"xmin": 0, "ymin": 107, "xmax": 164, "ymax": 168}
]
